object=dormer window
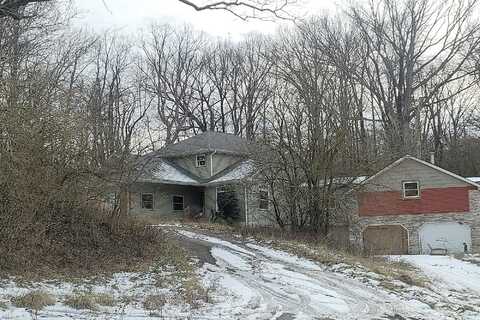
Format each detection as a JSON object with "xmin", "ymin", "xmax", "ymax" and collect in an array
[
  {"xmin": 196, "ymin": 154, "xmax": 206, "ymax": 167},
  {"xmin": 403, "ymin": 181, "xmax": 420, "ymax": 199}
]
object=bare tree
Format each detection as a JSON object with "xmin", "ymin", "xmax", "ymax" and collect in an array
[
  {"xmin": 1, "ymin": 0, "xmax": 295, "ymax": 20},
  {"xmin": 347, "ymin": 0, "xmax": 480, "ymax": 159}
]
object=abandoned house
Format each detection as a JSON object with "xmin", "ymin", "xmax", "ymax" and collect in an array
[
  {"xmin": 350, "ymin": 155, "xmax": 480, "ymax": 255},
  {"xmin": 125, "ymin": 131, "xmax": 271, "ymax": 225}
]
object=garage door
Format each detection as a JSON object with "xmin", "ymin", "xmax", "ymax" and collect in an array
[
  {"xmin": 419, "ymin": 222, "xmax": 471, "ymax": 254},
  {"xmin": 363, "ymin": 225, "xmax": 408, "ymax": 255}
]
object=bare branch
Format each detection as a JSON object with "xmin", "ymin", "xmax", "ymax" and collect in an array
[
  {"xmin": 0, "ymin": 0, "xmax": 50, "ymax": 19},
  {"xmin": 177, "ymin": 0, "xmax": 297, "ymax": 21}
]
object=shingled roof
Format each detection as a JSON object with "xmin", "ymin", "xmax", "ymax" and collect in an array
[{"xmin": 157, "ymin": 131, "xmax": 251, "ymax": 157}]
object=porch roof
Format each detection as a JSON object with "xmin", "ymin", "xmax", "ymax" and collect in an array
[
  {"xmin": 137, "ymin": 158, "xmax": 254, "ymax": 186},
  {"xmin": 137, "ymin": 159, "xmax": 200, "ymax": 185}
]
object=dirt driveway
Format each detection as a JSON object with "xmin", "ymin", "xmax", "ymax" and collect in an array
[{"xmin": 166, "ymin": 226, "xmax": 456, "ymax": 320}]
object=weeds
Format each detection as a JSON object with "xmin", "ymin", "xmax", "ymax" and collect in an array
[
  {"xmin": 64, "ymin": 291, "xmax": 117, "ymax": 310},
  {"xmin": 0, "ymin": 301, "xmax": 7, "ymax": 310},
  {"xmin": 11, "ymin": 290, "xmax": 55, "ymax": 312}
]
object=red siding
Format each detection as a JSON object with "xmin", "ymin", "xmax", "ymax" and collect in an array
[{"xmin": 358, "ymin": 186, "xmax": 474, "ymax": 217}]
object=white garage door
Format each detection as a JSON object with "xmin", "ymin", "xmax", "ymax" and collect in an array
[{"xmin": 419, "ymin": 222, "xmax": 471, "ymax": 254}]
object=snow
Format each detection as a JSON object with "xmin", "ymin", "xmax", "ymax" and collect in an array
[
  {"xmin": 392, "ymin": 255, "xmax": 480, "ymax": 295},
  {"xmin": 4, "ymin": 227, "xmax": 480, "ymax": 319},
  {"xmin": 179, "ymin": 229, "xmax": 450, "ymax": 319},
  {"xmin": 245, "ymin": 243, "xmax": 322, "ymax": 271},
  {"xmin": 209, "ymin": 160, "xmax": 254, "ymax": 183},
  {"xmin": 141, "ymin": 159, "xmax": 199, "ymax": 184}
]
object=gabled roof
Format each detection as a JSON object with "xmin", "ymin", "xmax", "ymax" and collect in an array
[
  {"xmin": 361, "ymin": 155, "xmax": 480, "ymax": 188},
  {"xmin": 157, "ymin": 131, "xmax": 251, "ymax": 157}
]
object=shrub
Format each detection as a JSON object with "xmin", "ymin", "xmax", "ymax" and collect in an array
[
  {"xmin": 64, "ymin": 292, "xmax": 98, "ymax": 310},
  {"xmin": 143, "ymin": 294, "xmax": 166, "ymax": 311},
  {"xmin": 11, "ymin": 290, "xmax": 55, "ymax": 311}
]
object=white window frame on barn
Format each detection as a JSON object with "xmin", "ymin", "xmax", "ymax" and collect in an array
[
  {"xmin": 172, "ymin": 195, "xmax": 184, "ymax": 211},
  {"xmin": 196, "ymin": 154, "xmax": 207, "ymax": 167},
  {"xmin": 141, "ymin": 193, "xmax": 154, "ymax": 210},
  {"xmin": 402, "ymin": 181, "xmax": 420, "ymax": 199},
  {"xmin": 259, "ymin": 187, "xmax": 269, "ymax": 210}
]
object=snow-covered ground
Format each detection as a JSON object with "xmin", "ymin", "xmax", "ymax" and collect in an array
[
  {"xmin": 177, "ymin": 229, "xmax": 478, "ymax": 319},
  {"xmin": 2, "ymin": 228, "xmax": 480, "ymax": 319}
]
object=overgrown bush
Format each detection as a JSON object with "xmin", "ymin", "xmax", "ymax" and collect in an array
[{"xmin": 0, "ymin": 202, "xmax": 165, "ymax": 276}]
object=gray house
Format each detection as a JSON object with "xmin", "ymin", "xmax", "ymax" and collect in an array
[{"xmin": 125, "ymin": 131, "xmax": 271, "ymax": 225}]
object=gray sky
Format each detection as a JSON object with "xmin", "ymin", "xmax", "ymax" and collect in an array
[{"xmin": 73, "ymin": 0, "xmax": 337, "ymax": 39}]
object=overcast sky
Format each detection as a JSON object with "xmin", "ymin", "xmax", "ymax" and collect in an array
[{"xmin": 73, "ymin": 0, "xmax": 338, "ymax": 39}]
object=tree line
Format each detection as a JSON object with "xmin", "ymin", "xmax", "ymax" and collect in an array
[{"xmin": 1, "ymin": 0, "xmax": 480, "ymax": 235}]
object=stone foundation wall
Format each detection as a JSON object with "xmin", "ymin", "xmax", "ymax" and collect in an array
[{"xmin": 350, "ymin": 190, "xmax": 480, "ymax": 254}]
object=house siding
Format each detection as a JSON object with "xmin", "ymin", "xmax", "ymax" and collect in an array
[
  {"xmin": 128, "ymin": 183, "xmax": 203, "ymax": 218},
  {"xmin": 173, "ymin": 154, "xmax": 211, "ymax": 179},
  {"xmin": 244, "ymin": 183, "xmax": 274, "ymax": 227},
  {"xmin": 358, "ymin": 186, "xmax": 474, "ymax": 216},
  {"xmin": 366, "ymin": 158, "xmax": 468, "ymax": 192},
  {"xmin": 212, "ymin": 154, "xmax": 243, "ymax": 176}
]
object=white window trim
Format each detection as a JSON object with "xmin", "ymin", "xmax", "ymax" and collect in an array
[
  {"xmin": 172, "ymin": 195, "xmax": 184, "ymax": 211},
  {"xmin": 141, "ymin": 192, "xmax": 154, "ymax": 210},
  {"xmin": 196, "ymin": 154, "xmax": 207, "ymax": 167},
  {"xmin": 402, "ymin": 181, "xmax": 420, "ymax": 199},
  {"xmin": 258, "ymin": 187, "xmax": 269, "ymax": 210}
]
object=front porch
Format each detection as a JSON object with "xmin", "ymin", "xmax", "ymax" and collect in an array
[{"xmin": 127, "ymin": 182, "xmax": 245, "ymax": 222}]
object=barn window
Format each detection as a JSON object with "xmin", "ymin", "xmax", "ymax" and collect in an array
[
  {"xmin": 172, "ymin": 195, "xmax": 184, "ymax": 211},
  {"xmin": 259, "ymin": 188, "xmax": 269, "ymax": 210},
  {"xmin": 196, "ymin": 154, "xmax": 206, "ymax": 167},
  {"xmin": 403, "ymin": 181, "xmax": 420, "ymax": 199},
  {"xmin": 141, "ymin": 193, "xmax": 154, "ymax": 209}
]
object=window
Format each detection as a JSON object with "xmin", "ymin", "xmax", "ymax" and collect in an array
[
  {"xmin": 403, "ymin": 181, "xmax": 420, "ymax": 199},
  {"xmin": 196, "ymin": 154, "xmax": 206, "ymax": 167},
  {"xmin": 106, "ymin": 192, "xmax": 118, "ymax": 207},
  {"xmin": 141, "ymin": 193, "xmax": 154, "ymax": 209},
  {"xmin": 172, "ymin": 195, "xmax": 184, "ymax": 211},
  {"xmin": 259, "ymin": 188, "xmax": 269, "ymax": 210}
]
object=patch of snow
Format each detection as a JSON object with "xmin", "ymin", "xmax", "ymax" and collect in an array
[
  {"xmin": 140, "ymin": 159, "xmax": 199, "ymax": 185},
  {"xmin": 245, "ymin": 243, "xmax": 322, "ymax": 271},
  {"xmin": 392, "ymin": 255, "xmax": 480, "ymax": 295},
  {"xmin": 177, "ymin": 230, "xmax": 253, "ymax": 255},
  {"xmin": 210, "ymin": 160, "xmax": 254, "ymax": 183},
  {"xmin": 211, "ymin": 247, "xmax": 252, "ymax": 271}
]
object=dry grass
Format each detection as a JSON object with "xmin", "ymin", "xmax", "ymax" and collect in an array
[
  {"xmin": 0, "ymin": 204, "xmax": 174, "ymax": 281},
  {"xmin": 0, "ymin": 300, "xmax": 7, "ymax": 310},
  {"xmin": 91, "ymin": 293, "xmax": 116, "ymax": 307},
  {"xmin": 64, "ymin": 291, "xmax": 116, "ymax": 310},
  {"xmin": 11, "ymin": 290, "xmax": 56, "ymax": 311},
  {"xmin": 229, "ymin": 226, "xmax": 430, "ymax": 289},
  {"xmin": 143, "ymin": 294, "xmax": 167, "ymax": 311}
]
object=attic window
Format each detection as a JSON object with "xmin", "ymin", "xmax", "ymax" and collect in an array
[
  {"xmin": 403, "ymin": 181, "xmax": 420, "ymax": 199},
  {"xmin": 196, "ymin": 154, "xmax": 206, "ymax": 167}
]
